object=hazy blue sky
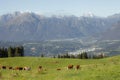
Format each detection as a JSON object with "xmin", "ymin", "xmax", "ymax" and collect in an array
[{"xmin": 0, "ymin": 0, "xmax": 120, "ymax": 17}]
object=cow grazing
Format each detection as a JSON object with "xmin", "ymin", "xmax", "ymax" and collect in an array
[
  {"xmin": 57, "ymin": 68, "xmax": 61, "ymax": 71},
  {"xmin": 2, "ymin": 66, "xmax": 6, "ymax": 69},
  {"xmin": 8, "ymin": 66, "xmax": 13, "ymax": 70},
  {"xmin": 68, "ymin": 65, "xmax": 74, "ymax": 69},
  {"xmin": 38, "ymin": 66, "xmax": 42, "ymax": 69},
  {"xmin": 23, "ymin": 67, "xmax": 31, "ymax": 71},
  {"xmin": 76, "ymin": 65, "xmax": 80, "ymax": 70},
  {"xmin": 18, "ymin": 67, "xmax": 23, "ymax": 70},
  {"xmin": 14, "ymin": 67, "xmax": 23, "ymax": 70},
  {"xmin": 38, "ymin": 66, "xmax": 42, "ymax": 71}
]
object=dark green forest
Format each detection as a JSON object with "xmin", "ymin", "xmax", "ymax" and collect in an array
[{"xmin": 0, "ymin": 46, "xmax": 24, "ymax": 58}]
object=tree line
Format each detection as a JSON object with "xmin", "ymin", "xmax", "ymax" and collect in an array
[
  {"xmin": 0, "ymin": 46, "xmax": 24, "ymax": 58},
  {"xmin": 57, "ymin": 52, "xmax": 106, "ymax": 59}
]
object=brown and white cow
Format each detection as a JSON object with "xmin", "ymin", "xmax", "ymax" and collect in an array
[
  {"xmin": 38, "ymin": 66, "xmax": 42, "ymax": 72},
  {"xmin": 23, "ymin": 67, "xmax": 31, "ymax": 71}
]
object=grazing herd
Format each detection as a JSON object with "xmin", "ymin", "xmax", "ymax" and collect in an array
[
  {"xmin": 67, "ymin": 65, "xmax": 80, "ymax": 70},
  {"xmin": 0, "ymin": 66, "xmax": 31, "ymax": 71},
  {"xmin": 0, "ymin": 64, "xmax": 80, "ymax": 72}
]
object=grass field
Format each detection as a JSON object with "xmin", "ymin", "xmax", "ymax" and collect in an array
[{"xmin": 0, "ymin": 56, "xmax": 120, "ymax": 80}]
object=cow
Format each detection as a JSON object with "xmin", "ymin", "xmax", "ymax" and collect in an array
[
  {"xmin": 14, "ymin": 67, "xmax": 23, "ymax": 70},
  {"xmin": 8, "ymin": 66, "xmax": 13, "ymax": 70},
  {"xmin": 76, "ymin": 65, "xmax": 80, "ymax": 70},
  {"xmin": 57, "ymin": 68, "xmax": 61, "ymax": 71},
  {"xmin": 1, "ymin": 66, "xmax": 6, "ymax": 69},
  {"xmin": 23, "ymin": 67, "xmax": 31, "ymax": 71},
  {"xmin": 38, "ymin": 66, "xmax": 42, "ymax": 69},
  {"xmin": 38, "ymin": 66, "xmax": 42, "ymax": 71},
  {"xmin": 67, "ymin": 65, "xmax": 73, "ymax": 69}
]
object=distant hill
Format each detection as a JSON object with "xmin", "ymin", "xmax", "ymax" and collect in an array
[{"xmin": 0, "ymin": 12, "xmax": 120, "ymax": 41}]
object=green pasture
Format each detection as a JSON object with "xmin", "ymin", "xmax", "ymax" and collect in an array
[{"xmin": 0, "ymin": 56, "xmax": 120, "ymax": 80}]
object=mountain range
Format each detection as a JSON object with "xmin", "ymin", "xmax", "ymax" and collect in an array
[{"xmin": 0, "ymin": 12, "xmax": 120, "ymax": 41}]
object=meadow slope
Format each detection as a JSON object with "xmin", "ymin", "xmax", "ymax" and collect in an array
[{"xmin": 0, "ymin": 56, "xmax": 120, "ymax": 80}]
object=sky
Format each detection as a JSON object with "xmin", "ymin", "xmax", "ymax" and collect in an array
[{"xmin": 0, "ymin": 0, "xmax": 120, "ymax": 17}]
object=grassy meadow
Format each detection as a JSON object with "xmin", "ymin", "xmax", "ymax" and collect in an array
[{"xmin": 0, "ymin": 56, "xmax": 120, "ymax": 80}]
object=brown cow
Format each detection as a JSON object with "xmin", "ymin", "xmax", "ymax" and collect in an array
[
  {"xmin": 68, "ymin": 65, "xmax": 73, "ymax": 69},
  {"xmin": 2, "ymin": 66, "xmax": 6, "ymax": 69},
  {"xmin": 76, "ymin": 65, "xmax": 80, "ymax": 70},
  {"xmin": 8, "ymin": 66, "xmax": 13, "ymax": 70},
  {"xmin": 39, "ymin": 66, "xmax": 42, "ymax": 69},
  {"xmin": 57, "ymin": 68, "xmax": 61, "ymax": 71},
  {"xmin": 14, "ymin": 67, "xmax": 23, "ymax": 70}
]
